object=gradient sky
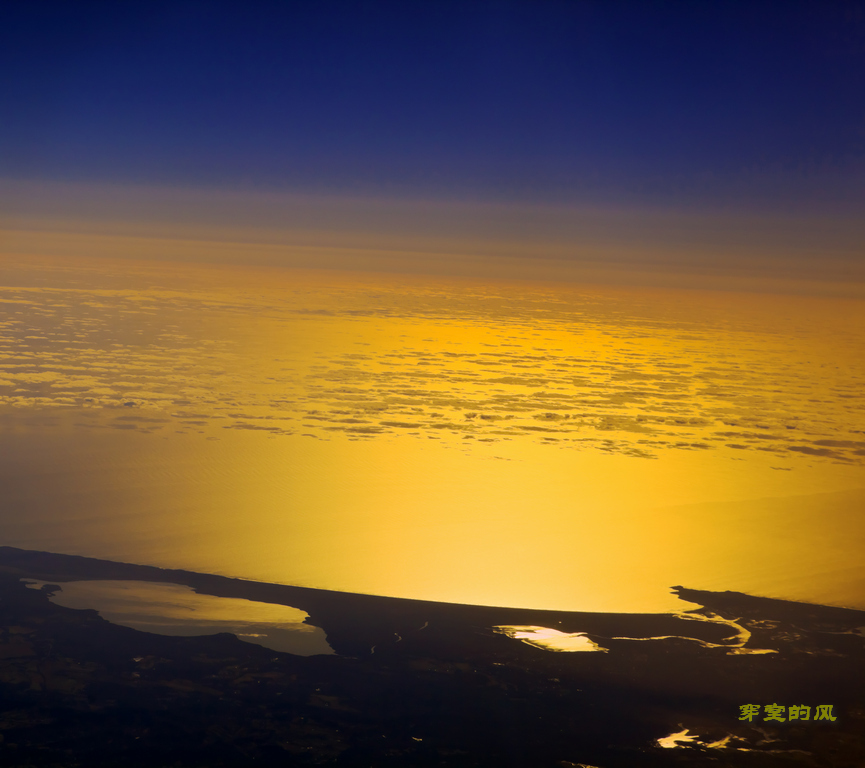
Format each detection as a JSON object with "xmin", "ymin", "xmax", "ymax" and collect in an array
[
  {"xmin": 2, "ymin": 3, "xmax": 865, "ymax": 612},
  {"xmin": 3, "ymin": 0, "xmax": 865, "ymax": 213}
]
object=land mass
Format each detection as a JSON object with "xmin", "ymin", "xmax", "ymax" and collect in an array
[{"xmin": 0, "ymin": 546, "xmax": 863, "ymax": 767}]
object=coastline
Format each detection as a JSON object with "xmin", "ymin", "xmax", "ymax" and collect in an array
[{"xmin": 1, "ymin": 546, "xmax": 863, "ymax": 766}]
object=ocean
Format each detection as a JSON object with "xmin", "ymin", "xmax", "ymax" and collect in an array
[{"xmin": 2, "ymin": 254, "xmax": 863, "ymax": 613}]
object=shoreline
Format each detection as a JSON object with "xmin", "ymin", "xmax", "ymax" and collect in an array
[
  {"xmin": 1, "ymin": 545, "xmax": 864, "ymax": 766},
  {"xmin": 3, "ymin": 545, "xmax": 863, "ymax": 655}
]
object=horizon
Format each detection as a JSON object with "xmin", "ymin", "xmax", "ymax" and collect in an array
[{"xmin": 1, "ymin": 0, "xmax": 864, "ymax": 613}]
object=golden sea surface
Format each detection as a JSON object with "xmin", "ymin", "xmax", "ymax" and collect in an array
[{"xmin": 1, "ymin": 254, "xmax": 864, "ymax": 613}]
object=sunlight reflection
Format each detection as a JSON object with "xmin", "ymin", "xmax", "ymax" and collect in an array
[
  {"xmin": 24, "ymin": 579, "xmax": 334, "ymax": 656},
  {"xmin": 492, "ymin": 625, "xmax": 608, "ymax": 652}
]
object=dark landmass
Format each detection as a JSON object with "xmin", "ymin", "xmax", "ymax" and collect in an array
[{"xmin": 0, "ymin": 547, "xmax": 863, "ymax": 767}]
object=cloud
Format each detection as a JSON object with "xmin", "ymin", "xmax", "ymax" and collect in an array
[
  {"xmin": 0, "ymin": 257, "xmax": 862, "ymax": 465},
  {"xmin": 2, "ymin": 179, "xmax": 865, "ymax": 296}
]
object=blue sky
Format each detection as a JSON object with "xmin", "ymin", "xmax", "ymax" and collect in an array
[{"xmin": 3, "ymin": 0, "xmax": 864, "ymax": 212}]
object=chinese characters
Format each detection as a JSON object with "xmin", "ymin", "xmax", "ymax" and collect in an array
[{"xmin": 739, "ymin": 704, "xmax": 837, "ymax": 723}]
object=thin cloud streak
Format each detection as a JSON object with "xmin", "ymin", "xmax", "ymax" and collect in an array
[{"xmin": 2, "ymin": 180, "xmax": 864, "ymax": 297}]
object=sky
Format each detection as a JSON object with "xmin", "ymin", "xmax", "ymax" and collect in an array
[
  {"xmin": 1, "ymin": 2, "xmax": 865, "ymax": 612},
  {"xmin": 2, "ymin": 1, "xmax": 864, "ymax": 212}
]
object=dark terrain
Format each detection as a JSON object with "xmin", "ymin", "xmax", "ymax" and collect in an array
[{"xmin": 0, "ymin": 546, "xmax": 863, "ymax": 767}]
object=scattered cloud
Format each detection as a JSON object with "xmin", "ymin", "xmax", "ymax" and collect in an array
[{"xmin": 1, "ymin": 260, "xmax": 862, "ymax": 464}]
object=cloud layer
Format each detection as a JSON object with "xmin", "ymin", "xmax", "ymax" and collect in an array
[{"xmin": 1, "ymin": 256, "xmax": 863, "ymax": 465}]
